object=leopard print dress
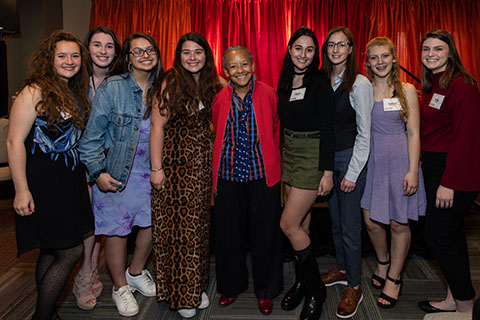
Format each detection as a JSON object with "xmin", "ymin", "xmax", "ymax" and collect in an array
[{"xmin": 151, "ymin": 107, "xmax": 212, "ymax": 309}]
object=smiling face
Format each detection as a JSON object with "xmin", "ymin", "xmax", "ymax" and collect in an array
[
  {"xmin": 326, "ymin": 31, "xmax": 353, "ymax": 69},
  {"xmin": 367, "ymin": 45, "xmax": 395, "ymax": 79},
  {"xmin": 54, "ymin": 40, "xmax": 81, "ymax": 82},
  {"xmin": 88, "ymin": 32, "xmax": 116, "ymax": 69},
  {"xmin": 422, "ymin": 37, "xmax": 449, "ymax": 74},
  {"xmin": 180, "ymin": 40, "xmax": 206, "ymax": 75},
  {"xmin": 128, "ymin": 37, "xmax": 158, "ymax": 73},
  {"xmin": 223, "ymin": 49, "xmax": 254, "ymax": 92},
  {"xmin": 289, "ymin": 35, "xmax": 316, "ymax": 72}
]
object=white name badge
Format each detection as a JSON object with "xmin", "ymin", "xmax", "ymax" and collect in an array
[
  {"xmin": 199, "ymin": 101, "xmax": 205, "ymax": 110},
  {"xmin": 383, "ymin": 97, "xmax": 402, "ymax": 111},
  {"xmin": 429, "ymin": 93, "xmax": 445, "ymax": 110},
  {"xmin": 289, "ymin": 88, "xmax": 306, "ymax": 102}
]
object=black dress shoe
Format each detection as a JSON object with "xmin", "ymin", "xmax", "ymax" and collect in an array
[{"xmin": 418, "ymin": 300, "xmax": 456, "ymax": 313}]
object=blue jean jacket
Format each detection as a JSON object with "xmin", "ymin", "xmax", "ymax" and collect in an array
[{"xmin": 79, "ymin": 72, "xmax": 153, "ymax": 191}]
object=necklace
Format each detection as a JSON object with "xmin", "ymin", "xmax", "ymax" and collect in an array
[
  {"xmin": 374, "ymin": 84, "xmax": 392, "ymax": 98},
  {"xmin": 294, "ymin": 70, "xmax": 307, "ymax": 75}
]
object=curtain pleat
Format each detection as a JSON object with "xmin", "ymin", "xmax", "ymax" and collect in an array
[
  {"xmin": 90, "ymin": 0, "xmax": 191, "ymax": 69},
  {"xmin": 90, "ymin": 0, "xmax": 479, "ymax": 87}
]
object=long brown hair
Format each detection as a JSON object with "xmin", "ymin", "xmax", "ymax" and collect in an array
[
  {"xmin": 154, "ymin": 33, "xmax": 222, "ymax": 120},
  {"xmin": 320, "ymin": 26, "xmax": 359, "ymax": 92},
  {"xmin": 24, "ymin": 30, "xmax": 90, "ymax": 129},
  {"xmin": 366, "ymin": 37, "xmax": 408, "ymax": 122},
  {"xmin": 421, "ymin": 29, "xmax": 477, "ymax": 92}
]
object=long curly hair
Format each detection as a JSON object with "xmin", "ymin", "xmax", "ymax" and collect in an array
[
  {"xmin": 84, "ymin": 26, "xmax": 122, "ymax": 76},
  {"xmin": 366, "ymin": 37, "xmax": 408, "ymax": 122},
  {"xmin": 24, "ymin": 30, "xmax": 91, "ymax": 130},
  {"xmin": 154, "ymin": 32, "xmax": 222, "ymax": 121},
  {"xmin": 421, "ymin": 29, "xmax": 477, "ymax": 92},
  {"xmin": 278, "ymin": 26, "xmax": 320, "ymax": 93},
  {"xmin": 320, "ymin": 26, "xmax": 359, "ymax": 92}
]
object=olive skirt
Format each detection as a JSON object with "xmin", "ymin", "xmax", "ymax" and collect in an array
[{"xmin": 282, "ymin": 129, "xmax": 323, "ymax": 190}]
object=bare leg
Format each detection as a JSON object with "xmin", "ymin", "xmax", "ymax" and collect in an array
[
  {"xmin": 430, "ymin": 286, "xmax": 473, "ymax": 313},
  {"xmin": 363, "ymin": 210, "xmax": 389, "ymax": 286},
  {"xmin": 105, "ymin": 235, "xmax": 128, "ymax": 290},
  {"xmin": 378, "ymin": 220, "xmax": 410, "ymax": 305},
  {"xmin": 80, "ymin": 235, "xmax": 95, "ymax": 273},
  {"xmin": 128, "ymin": 227, "xmax": 152, "ymax": 274},
  {"xmin": 280, "ymin": 187, "xmax": 318, "ymax": 250}
]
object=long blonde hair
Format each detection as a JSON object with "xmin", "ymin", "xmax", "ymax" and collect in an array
[{"xmin": 366, "ymin": 37, "xmax": 408, "ymax": 122}]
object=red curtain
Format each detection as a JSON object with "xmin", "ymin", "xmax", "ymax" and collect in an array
[
  {"xmin": 191, "ymin": 0, "xmax": 372, "ymax": 88},
  {"xmin": 90, "ymin": 0, "xmax": 191, "ymax": 69},
  {"xmin": 368, "ymin": 0, "xmax": 480, "ymax": 87},
  {"xmin": 90, "ymin": 0, "xmax": 480, "ymax": 88}
]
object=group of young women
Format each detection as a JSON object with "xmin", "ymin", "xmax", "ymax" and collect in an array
[{"xmin": 5, "ymin": 23, "xmax": 479, "ymax": 320}]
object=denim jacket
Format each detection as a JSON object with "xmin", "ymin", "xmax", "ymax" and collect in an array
[{"xmin": 79, "ymin": 72, "xmax": 153, "ymax": 191}]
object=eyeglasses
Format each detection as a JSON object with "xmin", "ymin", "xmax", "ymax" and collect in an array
[
  {"xmin": 129, "ymin": 47, "xmax": 157, "ymax": 57},
  {"xmin": 327, "ymin": 41, "xmax": 350, "ymax": 49}
]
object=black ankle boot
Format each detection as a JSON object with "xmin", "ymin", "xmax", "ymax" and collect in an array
[
  {"xmin": 299, "ymin": 249, "xmax": 326, "ymax": 320},
  {"xmin": 281, "ymin": 259, "xmax": 305, "ymax": 310}
]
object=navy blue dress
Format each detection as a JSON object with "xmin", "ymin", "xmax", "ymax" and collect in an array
[{"xmin": 15, "ymin": 115, "xmax": 94, "ymax": 256}]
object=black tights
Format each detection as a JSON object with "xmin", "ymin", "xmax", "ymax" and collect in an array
[{"xmin": 32, "ymin": 244, "xmax": 83, "ymax": 320}]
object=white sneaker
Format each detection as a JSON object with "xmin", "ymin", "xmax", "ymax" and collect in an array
[
  {"xmin": 125, "ymin": 268, "xmax": 156, "ymax": 297},
  {"xmin": 178, "ymin": 308, "xmax": 196, "ymax": 318},
  {"xmin": 112, "ymin": 285, "xmax": 139, "ymax": 317},
  {"xmin": 198, "ymin": 292, "xmax": 210, "ymax": 309}
]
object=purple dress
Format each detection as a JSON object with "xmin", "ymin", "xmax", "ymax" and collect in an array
[
  {"xmin": 92, "ymin": 109, "xmax": 151, "ymax": 236},
  {"xmin": 361, "ymin": 100, "xmax": 426, "ymax": 224}
]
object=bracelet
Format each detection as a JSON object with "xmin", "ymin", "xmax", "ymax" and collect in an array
[
  {"xmin": 88, "ymin": 168, "xmax": 106, "ymax": 182},
  {"xmin": 151, "ymin": 167, "xmax": 163, "ymax": 172}
]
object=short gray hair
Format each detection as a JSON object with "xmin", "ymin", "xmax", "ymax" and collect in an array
[{"xmin": 222, "ymin": 45, "xmax": 254, "ymax": 70}]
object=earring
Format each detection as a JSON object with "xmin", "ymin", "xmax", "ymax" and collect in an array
[{"xmin": 128, "ymin": 63, "xmax": 133, "ymax": 72}]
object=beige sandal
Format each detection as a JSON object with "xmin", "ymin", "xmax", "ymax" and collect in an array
[
  {"xmin": 91, "ymin": 261, "xmax": 103, "ymax": 298},
  {"xmin": 73, "ymin": 270, "xmax": 97, "ymax": 310}
]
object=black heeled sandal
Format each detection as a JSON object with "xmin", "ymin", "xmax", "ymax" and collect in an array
[
  {"xmin": 371, "ymin": 256, "xmax": 390, "ymax": 289},
  {"xmin": 377, "ymin": 274, "xmax": 403, "ymax": 309}
]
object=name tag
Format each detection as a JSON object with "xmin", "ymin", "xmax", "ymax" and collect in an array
[
  {"xmin": 289, "ymin": 88, "xmax": 306, "ymax": 102},
  {"xmin": 199, "ymin": 101, "xmax": 205, "ymax": 110},
  {"xmin": 383, "ymin": 98, "xmax": 402, "ymax": 111},
  {"xmin": 429, "ymin": 93, "xmax": 445, "ymax": 110}
]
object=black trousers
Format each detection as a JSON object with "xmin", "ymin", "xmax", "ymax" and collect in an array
[
  {"xmin": 422, "ymin": 151, "xmax": 478, "ymax": 301},
  {"xmin": 214, "ymin": 178, "xmax": 283, "ymax": 299}
]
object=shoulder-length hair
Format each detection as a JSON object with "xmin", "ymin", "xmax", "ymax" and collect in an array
[
  {"xmin": 320, "ymin": 26, "xmax": 359, "ymax": 92},
  {"xmin": 24, "ymin": 30, "xmax": 90, "ymax": 130},
  {"xmin": 366, "ymin": 37, "xmax": 408, "ymax": 122},
  {"xmin": 421, "ymin": 29, "xmax": 477, "ymax": 92},
  {"xmin": 155, "ymin": 32, "xmax": 222, "ymax": 120},
  {"xmin": 84, "ymin": 26, "xmax": 121, "ymax": 76},
  {"xmin": 277, "ymin": 26, "xmax": 320, "ymax": 93}
]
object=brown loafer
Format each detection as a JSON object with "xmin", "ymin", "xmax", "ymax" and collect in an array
[
  {"xmin": 320, "ymin": 267, "xmax": 347, "ymax": 287},
  {"xmin": 336, "ymin": 286, "xmax": 363, "ymax": 319}
]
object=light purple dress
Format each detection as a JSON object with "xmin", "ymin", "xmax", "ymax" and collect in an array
[
  {"xmin": 361, "ymin": 100, "xmax": 426, "ymax": 224},
  {"xmin": 92, "ymin": 110, "xmax": 151, "ymax": 236}
]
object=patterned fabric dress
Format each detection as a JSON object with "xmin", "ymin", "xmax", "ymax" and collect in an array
[
  {"xmin": 91, "ymin": 108, "xmax": 151, "ymax": 236},
  {"xmin": 15, "ymin": 115, "xmax": 94, "ymax": 256},
  {"xmin": 361, "ymin": 100, "xmax": 426, "ymax": 224},
  {"xmin": 151, "ymin": 106, "xmax": 212, "ymax": 309}
]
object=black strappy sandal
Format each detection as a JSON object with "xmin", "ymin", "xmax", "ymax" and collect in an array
[
  {"xmin": 377, "ymin": 274, "xmax": 403, "ymax": 309},
  {"xmin": 371, "ymin": 256, "xmax": 390, "ymax": 289}
]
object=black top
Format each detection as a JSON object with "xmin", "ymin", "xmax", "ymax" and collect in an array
[
  {"xmin": 334, "ymin": 87, "xmax": 357, "ymax": 151},
  {"xmin": 277, "ymin": 73, "xmax": 335, "ymax": 170}
]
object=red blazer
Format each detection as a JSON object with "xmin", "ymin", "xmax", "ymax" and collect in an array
[{"xmin": 212, "ymin": 80, "xmax": 281, "ymax": 192}]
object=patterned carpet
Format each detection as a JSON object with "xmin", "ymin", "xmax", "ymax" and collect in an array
[{"xmin": 0, "ymin": 200, "xmax": 479, "ymax": 320}]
